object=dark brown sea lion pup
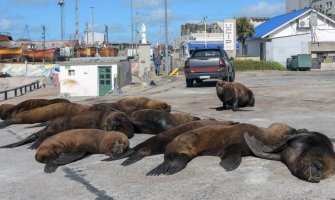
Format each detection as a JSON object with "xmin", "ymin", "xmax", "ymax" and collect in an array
[
  {"xmin": 90, "ymin": 96, "xmax": 171, "ymax": 114},
  {"xmin": 3, "ymin": 98, "xmax": 70, "ymax": 120},
  {"xmin": 110, "ymin": 119, "xmax": 238, "ymax": 166},
  {"xmin": 0, "ymin": 104, "xmax": 15, "ymax": 120},
  {"xmin": 147, "ymin": 123, "xmax": 298, "ymax": 176},
  {"xmin": 0, "ymin": 110, "xmax": 134, "ymax": 149},
  {"xmin": 35, "ymin": 129, "xmax": 130, "ymax": 173},
  {"xmin": 216, "ymin": 80, "xmax": 255, "ymax": 111},
  {"xmin": 244, "ymin": 131, "xmax": 335, "ymax": 183},
  {"xmin": 130, "ymin": 109, "xmax": 201, "ymax": 134},
  {"xmin": 0, "ymin": 103, "xmax": 92, "ymax": 129}
]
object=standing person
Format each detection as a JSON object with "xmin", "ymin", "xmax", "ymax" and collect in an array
[{"xmin": 153, "ymin": 47, "xmax": 162, "ymax": 76}]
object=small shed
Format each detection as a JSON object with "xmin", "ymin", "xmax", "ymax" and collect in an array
[{"xmin": 58, "ymin": 57, "xmax": 132, "ymax": 97}]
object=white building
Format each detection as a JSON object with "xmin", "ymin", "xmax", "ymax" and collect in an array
[
  {"xmin": 246, "ymin": 8, "xmax": 335, "ymax": 65},
  {"xmin": 59, "ymin": 63, "xmax": 117, "ymax": 97},
  {"xmin": 83, "ymin": 32, "xmax": 105, "ymax": 46}
]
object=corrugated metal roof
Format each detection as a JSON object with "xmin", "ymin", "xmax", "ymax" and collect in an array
[{"xmin": 253, "ymin": 8, "xmax": 310, "ymax": 38}]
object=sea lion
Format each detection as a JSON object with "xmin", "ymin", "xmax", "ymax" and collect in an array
[
  {"xmin": 3, "ymin": 98, "xmax": 71, "ymax": 120},
  {"xmin": 35, "ymin": 129, "xmax": 129, "ymax": 173},
  {"xmin": 147, "ymin": 122, "xmax": 298, "ymax": 176},
  {"xmin": 244, "ymin": 131, "xmax": 335, "ymax": 183},
  {"xmin": 110, "ymin": 119, "xmax": 238, "ymax": 166},
  {"xmin": 0, "ymin": 103, "xmax": 92, "ymax": 129},
  {"xmin": 113, "ymin": 96, "xmax": 171, "ymax": 114},
  {"xmin": 216, "ymin": 80, "xmax": 255, "ymax": 111},
  {"xmin": 1, "ymin": 110, "xmax": 134, "ymax": 149},
  {"xmin": 0, "ymin": 104, "xmax": 15, "ymax": 120},
  {"xmin": 130, "ymin": 109, "xmax": 201, "ymax": 134}
]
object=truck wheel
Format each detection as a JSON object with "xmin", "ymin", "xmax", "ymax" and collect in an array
[
  {"xmin": 195, "ymin": 79, "xmax": 203, "ymax": 84},
  {"xmin": 229, "ymin": 71, "xmax": 235, "ymax": 82},
  {"xmin": 186, "ymin": 79, "xmax": 194, "ymax": 87}
]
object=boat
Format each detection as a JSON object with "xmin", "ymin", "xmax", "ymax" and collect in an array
[
  {"xmin": 76, "ymin": 47, "xmax": 97, "ymax": 57},
  {"xmin": 0, "ymin": 33, "xmax": 23, "ymax": 62},
  {"xmin": 23, "ymin": 48, "xmax": 59, "ymax": 62},
  {"xmin": 99, "ymin": 47, "xmax": 119, "ymax": 57},
  {"xmin": 0, "ymin": 47, "xmax": 23, "ymax": 62}
]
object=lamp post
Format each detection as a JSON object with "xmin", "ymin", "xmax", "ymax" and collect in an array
[
  {"xmin": 58, "ymin": 0, "xmax": 65, "ymax": 41},
  {"xmin": 204, "ymin": 16, "xmax": 208, "ymax": 48}
]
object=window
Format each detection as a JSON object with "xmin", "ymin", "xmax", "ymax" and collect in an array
[{"xmin": 68, "ymin": 70, "xmax": 75, "ymax": 76}]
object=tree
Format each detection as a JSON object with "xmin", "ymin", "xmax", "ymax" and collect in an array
[{"xmin": 236, "ymin": 17, "xmax": 255, "ymax": 56}]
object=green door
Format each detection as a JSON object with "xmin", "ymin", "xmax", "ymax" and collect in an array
[{"xmin": 98, "ymin": 66, "xmax": 112, "ymax": 96}]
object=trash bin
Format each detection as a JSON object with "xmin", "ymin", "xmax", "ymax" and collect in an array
[{"xmin": 291, "ymin": 54, "xmax": 312, "ymax": 71}]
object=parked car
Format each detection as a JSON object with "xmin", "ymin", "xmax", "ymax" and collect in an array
[{"xmin": 184, "ymin": 48, "xmax": 235, "ymax": 87}]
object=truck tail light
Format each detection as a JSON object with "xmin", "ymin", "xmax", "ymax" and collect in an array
[
  {"xmin": 219, "ymin": 58, "xmax": 226, "ymax": 68},
  {"xmin": 185, "ymin": 60, "xmax": 190, "ymax": 69}
]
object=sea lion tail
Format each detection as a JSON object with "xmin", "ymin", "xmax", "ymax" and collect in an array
[{"xmin": 0, "ymin": 134, "xmax": 38, "ymax": 148}]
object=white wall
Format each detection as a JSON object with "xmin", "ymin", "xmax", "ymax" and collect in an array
[
  {"xmin": 59, "ymin": 64, "xmax": 118, "ymax": 97},
  {"xmin": 246, "ymin": 40, "xmax": 261, "ymax": 57},
  {"xmin": 267, "ymin": 34, "xmax": 311, "ymax": 65}
]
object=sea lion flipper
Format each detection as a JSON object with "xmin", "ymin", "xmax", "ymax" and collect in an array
[
  {"xmin": 219, "ymin": 144, "xmax": 242, "ymax": 171},
  {"xmin": 0, "ymin": 134, "xmax": 37, "ymax": 148},
  {"xmin": 121, "ymin": 152, "xmax": 144, "ymax": 166},
  {"xmin": 54, "ymin": 152, "xmax": 86, "ymax": 165},
  {"xmin": 0, "ymin": 120, "xmax": 12, "ymax": 129},
  {"xmin": 146, "ymin": 154, "xmax": 191, "ymax": 176},
  {"xmin": 244, "ymin": 133, "xmax": 281, "ymax": 161},
  {"xmin": 44, "ymin": 161, "xmax": 58, "ymax": 173},
  {"xmin": 102, "ymin": 147, "xmax": 135, "ymax": 162}
]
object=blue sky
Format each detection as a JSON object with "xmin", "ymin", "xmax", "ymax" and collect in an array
[{"xmin": 0, "ymin": 0, "xmax": 285, "ymax": 44}]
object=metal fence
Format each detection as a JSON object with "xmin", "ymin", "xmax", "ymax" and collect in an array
[{"xmin": 0, "ymin": 81, "xmax": 44, "ymax": 101}]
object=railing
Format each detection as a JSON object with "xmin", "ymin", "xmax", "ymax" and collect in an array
[{"xmin": 0, "ymin": 81, "xmax": 45, "ymax": 101}]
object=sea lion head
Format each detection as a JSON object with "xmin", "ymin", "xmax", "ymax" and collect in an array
[
  {"xmin": 35, "ymin": 145, "xmax": 62, "ymax": 163},
  {"xmin": 147, "ymin": 100, "xmax": 171, "ymax": 112},
  {"xmin": 287, "ymin": 132, "xmax": 335, "ymax": 183},
  {"xmin": 101, "ymin": 133, "xmax": 129, "ymax": 158},
  {"xmin": 294, "ymin": 151, "xmax": 325, "ymax": 183},
  {"xmin": 102, "ymin": 111, "xmax": 134, "ymax": 138}
]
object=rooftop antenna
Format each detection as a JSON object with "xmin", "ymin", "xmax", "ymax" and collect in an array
[{"xmin": 58, "ymin": 0, "xmax": 65, "ymax": 41}]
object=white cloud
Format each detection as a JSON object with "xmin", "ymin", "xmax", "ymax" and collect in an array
[
  {"xmin": 0, "ymin": 19, "xmax": 11, "ymax": 30},
  {"xmin": 236, "ymin": 1, "xmax": 285, "ymax": 17},
  {"xmin": 126, "ymin": 0, "xmax": 161, "ymax": 9},
  {"xmin": 10, "ymin": 0, "xmax": 49, "ymax": 5}
]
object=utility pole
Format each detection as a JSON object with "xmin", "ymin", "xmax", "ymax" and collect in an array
[
  {"xmin": 91, "ymin": 6, "xmax": 95, "ymax": 46},
  {"xmin": 75, "ymin": 0, "xmax": 79, "ymax": 41},
  {"xmin": 131, "ymin": 0, "xmax": 134, "ymax": 49},
  {"xmin": 164, "ymin": 0, "xmax": 169, "ymax": 75},
  {"xmin": 42, "ymin": 25, "xmax": 46, "ymax": 63},
  {"xmin": 58, "ymin": 0, "xmax": 65, "ymax": 41},
  {"xmin": 105, "ymin": 25, "xmax": 109, "ymax": 43},
  {"xmin": 135, "ymin": 13, "xmax": 139, "ymax": 55},
  {"xmin": 85, "ymin": 22, "xmax": 89, "ymax": 46},
  {"xmin": 204, "ymin": 16, "xmax": 208, "ymax": 48}
]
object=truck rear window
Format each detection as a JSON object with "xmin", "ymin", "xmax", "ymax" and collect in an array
[{"xmin": 192, "ymin": 50, "xmax": 221, "ymax": 58}]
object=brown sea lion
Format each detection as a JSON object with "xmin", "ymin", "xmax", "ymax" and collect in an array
[
  {"xmin": 244, "ymin": 131, "xmax": 335, "ymax": 183},
  {"xmin": 35, "ymin": 129, "xmax": 129, "ymax": 173},
  {"xmin": 216, "ymin": 80, "xmax": 255, "ymax": 111},
  {"xmin": 110, "ymin": 119, "xmax": 238, "ymax": 166},
  {"xmin": 114, "ymin": 96, "xmax": 171, "ymax": 114},
  {"xmin": 1, "ymin": 110, "xmax": 134, "ymax": 149},
  {"xmin": 0, "ymin": 104, "xmax": 15, "ymax": 120},
  {"xmin": 3, "ymin": 98, "xmax": 71, "ymax": 120},
  {"xmin": 130, "ymin": 109, "xmax": 201, "ymax": 134},
  {"xmin": 147, "ymin": 122, "xmax": 298, "ymax": 176},
  {"xmin": 0, "ymin": 103, "xmax": 92, "ymax": 129}
]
